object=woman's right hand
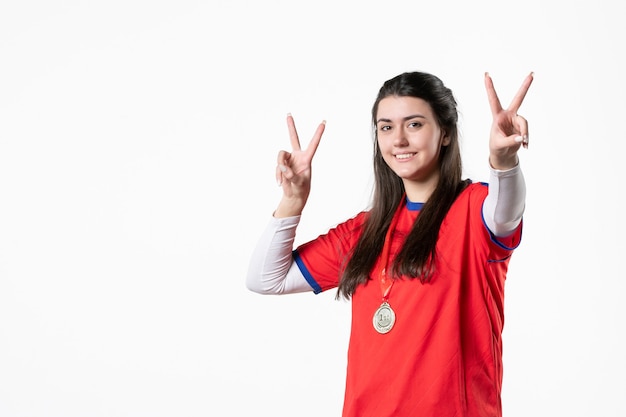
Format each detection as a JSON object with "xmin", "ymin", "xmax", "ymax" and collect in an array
[
  {"xmin": 274, "ymin": 114, "xmax": 326, "ymax": 218},
  {"xmin": 485, "ymin": 72, "xmax": 533, "ymax": 170}
]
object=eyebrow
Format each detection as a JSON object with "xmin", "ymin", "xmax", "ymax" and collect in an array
[{"xmin": 376, "ymin": 114, "xmax": 426, "ymax": 124}]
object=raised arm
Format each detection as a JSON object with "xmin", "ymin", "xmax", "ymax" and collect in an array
[
  {"xmin": 247, "ymin": 114, "xmax": 326, "ymax": 294},
  {"xmin": 483, "ymin": 72, "xmax": 534, "ymax": 237}
]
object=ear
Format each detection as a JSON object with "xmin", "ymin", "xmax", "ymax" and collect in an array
[{"xmin": 441, "ymin": 132, "xmax": 451, "ymax": 147}]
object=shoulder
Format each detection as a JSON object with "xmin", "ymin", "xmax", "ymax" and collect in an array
[
  {"xmin": 453, "ymin": 181, "xmax": 488, "ymax": 208},
  {"xmin": 331, "ymin": 210, "xmax": 369, "ymax": 233},
  {"xmin": 463, "ymin": 180, "xmax": 488, "ymax": 195},
  {"xmin": 443, "ymin": 181, "xmax": 490, "ymax": 232},
  {"xmin": 300, "ymin": 210, "xmax": 369, "ymax": 249}
]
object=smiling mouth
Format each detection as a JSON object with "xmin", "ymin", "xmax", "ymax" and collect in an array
[{"xmin": 395, "ymin": 153, "xmax": 415, "ymax": 160}]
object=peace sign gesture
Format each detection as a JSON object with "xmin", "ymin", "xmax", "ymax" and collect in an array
[
  {"xmin": 485, "ymin": 72, "xmax": 534, "ymax": 170},
  {"xmin": 274, "ymin": 114, "xmax": 326, "ymax": 218}
]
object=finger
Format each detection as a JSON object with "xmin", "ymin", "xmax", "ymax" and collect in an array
[
  {"xmin": 507, "ymin": 72, "xmax": 534, "ymax": 113},
  {"xmin": 513, "ymin": 134, "xmax": 529, "ymax": 149},
  {"xmin": 514, "ymin": 114, "xmax": 529, "ymax": 137},
  {"xmin": 304, "ymin": 120, "xmax": 326, "ymax": 158},
  {"xmin": 275, "ymin": 164, "xmax": 284, "ymax": 186},
  {"xmin": 286, "ymin": 113, "xmax": 302, "ymax": 151},
  {"xmin": 276, "ymin": 150, "xmax": 290, "ymax": 185},
  {"xmin": 484, "ymin": 72, "xmax": 503, "ymax": 116},
  {"xmin": 277, "ymin": 149, "xmax": 291, "ymax": 166},
  {"xmin": 513, "ymin": 114, "xmax": 530, "ymax": 149}
]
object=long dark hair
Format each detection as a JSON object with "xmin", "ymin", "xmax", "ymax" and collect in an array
[{"xmin": 337, "ymin": 71, "xmax": 470, "ymax": 299}]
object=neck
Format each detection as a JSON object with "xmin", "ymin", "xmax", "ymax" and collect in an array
[{"xmin": 402, "ymin": 176, "xmax": 439, "ymax": 203}]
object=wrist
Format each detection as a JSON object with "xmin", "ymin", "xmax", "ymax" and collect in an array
[
  {"xmin": 489, "ymin": 154, "xmax": 519, "ymax": 171},
  {"xmin": 274, "ymin": 197, "xmax": 307, "ymax": 218}
]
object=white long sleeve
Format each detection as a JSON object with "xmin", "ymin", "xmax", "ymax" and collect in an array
[
  {"xmin": 246, "ymin": 215, "xmax": 314, "ymax": 295},
  {"xmin": 247, "ymin": 163, "xmax": 525, "ymax": 295},
  {"xmin": 482, "ymin": 163, "xmax": 526, "ymax": 237}
]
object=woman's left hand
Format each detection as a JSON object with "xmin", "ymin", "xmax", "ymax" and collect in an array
[{"xmin": 485, "ymin": 72, "xmax": 534, "ymax": 170}]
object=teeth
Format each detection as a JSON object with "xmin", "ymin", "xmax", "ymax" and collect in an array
[{"xmin": 396, "ymin": 153, "xmax": 414, "ymax": 160}]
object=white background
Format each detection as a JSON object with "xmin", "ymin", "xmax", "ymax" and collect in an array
[{"xmin": 1, "ymin": 0, "xmax": 624, "ymax": 416}]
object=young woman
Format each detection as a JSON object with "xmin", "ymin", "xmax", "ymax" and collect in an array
[{"xmin": 247, "ymin": 71, "xmax": 533, "ymax": 417}]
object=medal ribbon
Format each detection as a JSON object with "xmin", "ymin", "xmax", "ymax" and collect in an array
[{"xmin": 377, "ymin": 197, "xmax": 406, "ymax": 303}]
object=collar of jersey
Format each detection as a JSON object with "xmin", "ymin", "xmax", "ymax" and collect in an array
[{"xmin": 405, "ymin": 198, "xmax": 424, "ymax": 211}]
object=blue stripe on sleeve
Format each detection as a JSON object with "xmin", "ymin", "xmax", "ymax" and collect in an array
[{"xmin": 293, "ymin": 250, "xmax": 323, "ymax": 294}]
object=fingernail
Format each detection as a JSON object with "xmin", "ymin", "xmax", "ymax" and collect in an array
[
  {"xmin": 279, "ymin": 165, "xmax": 287, "ymax": 173},
  {"xmin": 514, "ymin": 136, "xmax": 524, "ymax": 143}
]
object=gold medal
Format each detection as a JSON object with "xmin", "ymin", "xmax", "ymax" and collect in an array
[{"xmin": 373, "ymin": 301, "xmax": 395, "ymax": 334}]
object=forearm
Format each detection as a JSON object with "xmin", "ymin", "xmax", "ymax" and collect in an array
[
  {"xmin": 483, "ymin": 162, "xmax": 526, "ymax": 237},
  {"xmin": 246, "ymin": 215, "xmax": 312, "ymax": 294}
]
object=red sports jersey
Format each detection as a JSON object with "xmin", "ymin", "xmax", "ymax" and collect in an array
[{"xmin": 293, "ymin": 182, "xmax": 521, "ymax": 417}]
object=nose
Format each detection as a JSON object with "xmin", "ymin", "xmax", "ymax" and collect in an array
[{"xmin": 392, "ymin": 127, "xmax": 408, "ymax": 146}]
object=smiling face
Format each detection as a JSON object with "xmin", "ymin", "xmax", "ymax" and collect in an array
[{"xmin": 375, "ymin": 95, "xmax": 450, "ymax": 201}]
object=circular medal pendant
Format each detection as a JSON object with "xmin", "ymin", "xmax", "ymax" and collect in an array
[{"xmin": 373, "ymin": 301, "xmax": 395, "ymax": 334}]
